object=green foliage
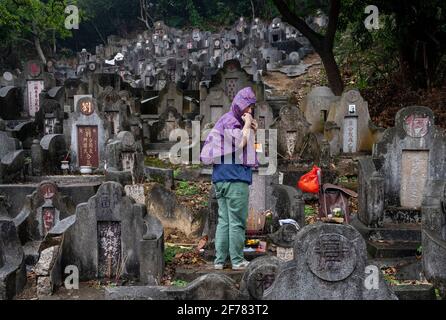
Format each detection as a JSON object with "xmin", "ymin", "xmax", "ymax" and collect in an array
[
  {"xmin": 150, "ymin": 173, "xmax": 166, "ymax": 185},
  {"xmin": 164, "ymin": 245, "xmax": 192, "ymax": 264},
  {"xmin": 171, "ymin": 279, "xmax": 188, "ymax": 287},
  {"xmin": 144, "ymin": 157, "xmax": 173, "ymax": 169},
  {"xmin": 335, "ymin": 16, "xmax": 399, "ymax": 89},
  {"xmin": 200, "ymin": 200, "xmax": 208, "ymax": 207},
  {"xmin": 416, "ymin": 245, "xmax": 422, "ymax": 256},
  {"xmin": 173, "ymin": 168, "xmax": 182, "ymax": 179},
  {"xmin": 175, "ymin": 181, "xmax": 199, "ymax": 196},
  {"xmin": 337, "ymin": 0, "xmax": 446, "ymax": 88},
  {"xmin": 0, "ymin": 0, "xmax": 80, "ymax": 42},
  {"xmin": 304, "ymin": 205, "xmax": 315, "ymax": 216},
  {"xmin": 382, "ymin": 273, "xmax": 399, "ymax": 286}
]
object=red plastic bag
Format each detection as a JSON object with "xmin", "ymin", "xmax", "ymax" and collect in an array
[{"xmin": 297, "ymin": 166, "xmax": 321, "ymax": 194}]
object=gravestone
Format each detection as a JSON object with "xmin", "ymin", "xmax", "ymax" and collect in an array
[
  {"xmin": 153, "ymin": 107, "xmax": 183, "ymax": 142},
  {"xmin": 263, "ymin": 223, "xmax": 397, "ymax": 300},
  {"xmin": 158, "ymin": 82, "xmax": 184, "ymax": 115},
  {"xmin": 64, "ymin": 182, "xmax": 164, "ymax": 283},
  {"xmin": 355, "ymin": 106, "xmax": 446, "ymax": 258},
  {"xmin": 268, "ymin": 183, "xmax": 305, "ymax": 261},
  {"xmin": 255, "ymin": 101, "xmax": 274, "ymax": 130},
  {"xmin": 25, "ymin": 61, "xmax": 45, "ymax": 117},
  {"xmin": 13, "ymin": 181, "xmax": 75, "ymax": 264},
  {"xmin": 106, "ymin": 273, "xmax": 246, "ymax": 300},
  {"xmin": 270, "ymin": 105, "xmax": 310, "ymax": 160},
  {"xmin": 36, "ymin": 96, "xmax": 64, "ymax": 135},
  {"xmin": 208, "ymin": 59, "xmax": 263, "ymax": 103},
  {"xmin": 68, "ymin": 95, "xmax": 109, "ymax": 170},
  {"xmin": 300, "ymin": 86, "xmax": 337, "ymax": 134},
  {"xmin": 325, "ymin": 89, "xmax": 383, "ymax": 154},
  {"xmin": 0, "ymin": 220, "xmax": 26, "ymax": 300},
  {"xmin": 269, "ymin": 224, "xmax": 300, "ymax": 262},
  {"xmin": 100, "ymin": 87, "xmax": 132, "ymax": 137},
  {"xmin": 421, "ymin": 180, "xmax": 446, "ymax": 298},
  {"xmin": 105, "ymin": 131, "xmax": 145, "ymax": 184},
  {"xmin": 247, "ymin": 172, "xmax": 279, "ymax": 234},
  {"xmin": 240, "ymin": 256, "xmax": 282, "ymax": 300},
  {"xmin": 0, "ymin": 86, "xmax": 21, "ymax": 120},
  {"xmin": 199, "ymin": 87, "xmax": 231, "ymax": 125},
  {"xmin": 0, "ymin": 120, "xmax": 25, "ymax": 183},
  {"xmin": 269, "ymin": 18, "xmax": 286, "ymax": 43},
  {"xmin": 39, "ymin": 134, "xmax": 68, "ymax": 175}
]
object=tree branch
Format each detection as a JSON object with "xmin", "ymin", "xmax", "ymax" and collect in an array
[
  {"xmin": 324, "ymin": 0, "xmax": 341, "ymax": 49},
  {"xmin": 272, "ymin": 0, "xmax": 323, "ymax": 49},
  {"xmin": 12, "ymin": 37, "xmax": 34, "ymax": 45}
]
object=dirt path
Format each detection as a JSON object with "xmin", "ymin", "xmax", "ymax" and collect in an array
[{"xmin": 262, "ymin": 53, "xmax": 324, "ymax": 106}]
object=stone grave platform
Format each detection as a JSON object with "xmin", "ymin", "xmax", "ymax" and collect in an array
[
  {"xmin": 370, "ymin": 256, "xmax": 437, "ymax": 300},
  {"xmin": 0, "ymin": 178, "xmax": 103, "ymax": 222},
  {"xmin": 174, "ymin": 263, "xmax": 245, "ymax": 283},
  {"xmin": 352, "ymin": 216, "xmax": 421, "ymax": 258}
]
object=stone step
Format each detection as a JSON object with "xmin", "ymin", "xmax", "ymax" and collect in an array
[
  {"xmin": 174, "ymin": 263, "xmax": 245, "ymax": 283},
  {"xmin": 202, "ymin": 248, "xmax": 268, "ymax": 263},
  {"xmin": 23, "ymin": 241, "xmax": 41, "ymax": 266},
  {"xmin": 393, "ymin": 284, "xmax": 437, "ymax": 300},
  {"xmin": 369, "ymin": 227, "xmax": 421, "ymax": 242},
  {"xmin": 383, "ymin": 207, "xmax": 421, "ymax": 224},
  {"xmin": 367, "ymin": 240, "xmax": 420, "ymax": 259},
  {"xmin": 370, "ymin": 257, "xmax": 423, "ymax": 281},
  {"xmin": 146, "ymin": 142, "xmax": 177, "ymax": 151},
  {"xmin": 369, "ymin": 257, "xmax": 436, "ymax": 299}
]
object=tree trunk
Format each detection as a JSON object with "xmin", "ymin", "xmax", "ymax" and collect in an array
[
  {"xmin": 272, "ymin": 0, "xmax": 344, "ymax": 95},
  {"xmin": 319, "ymin": 49, "xmax": 344, "ymax": 95},
  {"xmin": 34, "ymin": 36, "xmax": 46, "ymax": 65},
  {"xmin": 53, "ymin": 29, "xmax": 56, "ymax": 54}
]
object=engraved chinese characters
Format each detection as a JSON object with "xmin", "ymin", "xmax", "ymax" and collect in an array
[
  {"xmin": 40, "ymin": 182, "xmax": 57, "ymax": 199},
  {"xmin": 400, "ymin": 151, "xmax": 429, "ymax": 208},
  {"xmin": 263, "ymin": 223, "xmax": 397, "ymax": 300},
  {"xmin": 78, "ymin": 96, "xmax": 94, "ymax": 116},
  {"xmin": 42, "ymin": 206, "xmax": 55, "ymax": 234},
  {"xmin": 38, "ymin": 182, "xmax": 59, "ymax": 236},
  {"xmin": 27, "ymin": 80, "xmax": 44, "ymax": 117},
  {"xmin": 307, "ymin": 233, "xmax": 356, "ymax": 282},
  {"xmin": 64, "ymin": 182, "xmax": 165, "ymax": 283},
  {"xmin": 70, "ymin": 95, "xmax": 107, "ymax": 170},
  {"xmin": 97, "ymin": 221, "xmax": 122, "ymax": 278},
  {"xmin": 342, "ymin": 117, "xmax": 358, "ymax": 153},
  {"xmin": 77, "ymin": 126, "xmax": 99, "ymax": 167},
  {"xmin": 404, "ymin": 114, "xmax": 430, "ymax": 138}
]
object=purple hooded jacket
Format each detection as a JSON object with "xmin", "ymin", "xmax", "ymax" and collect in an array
[{"xmin": 200, "ymin": 87, "xmax": 258, "ymax": 167}]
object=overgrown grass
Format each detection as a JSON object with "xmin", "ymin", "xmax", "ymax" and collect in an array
[
  {"xmin": 305, "ymin": 205, "xmax": 316, "ymax": 217},
  {"xmin": 164, "ymin": 245, "xmax": 192, "ymax": 264},
  {"xmin": 175, "ymin": 181, "xmax": 200, "ymax": 196},
  {"xmin": 171, "ymin": 279, "xmax": 188, "ymax": 287},
  {"xmin": 144, "ymin": 157, "xmax": 174, "ymax": 169}
]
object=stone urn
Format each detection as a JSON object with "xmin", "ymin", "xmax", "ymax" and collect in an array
[
  {"xmin": 61, "ymin": 161, "xmax": 69, "ymax": 174},
  {"xmin": 80, "ymin": 166, "xmax": 92, "ymax": 175}
]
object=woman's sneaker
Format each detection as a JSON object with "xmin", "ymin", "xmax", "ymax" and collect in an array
[
  {"xmin": 232, "ymin": 260, "xmax": 250, "ymax": 270},
  {"xmin": 214, "ymin": 263, "xmax": 224, "ymax": 270}
]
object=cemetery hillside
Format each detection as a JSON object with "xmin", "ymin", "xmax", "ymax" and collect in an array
[{"xmin": 0, "ymin": 0, "xmax": 445, "ymax": 305}]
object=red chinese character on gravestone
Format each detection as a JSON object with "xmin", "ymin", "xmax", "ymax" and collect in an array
[
  {"xmin": 404, "ymin": 114, "xmax": 430, "ymax": 138},
  {"xmin": 28, "ymin": 62, "xmax": 41, "ymax": 77},
  {"xmin": 40, "ymin": 183, "xmax": 57, "ymax": 199},
  {"xmin": 42, "ymin": 208, "xmax": 55, "ymax": 233},
  {"xmin": 78, "ymin": 97, "xmax": 94, "ymax": 116}
]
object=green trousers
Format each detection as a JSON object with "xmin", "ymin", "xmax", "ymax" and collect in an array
[{"xmin": 214, "ymin": 181, "xmax": 249, "ymax": 265}]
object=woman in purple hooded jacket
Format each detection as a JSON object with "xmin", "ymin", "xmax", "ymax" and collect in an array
[{"xmin": 200, "ymin": 87, "xmax": 258, "ymax": 270}]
